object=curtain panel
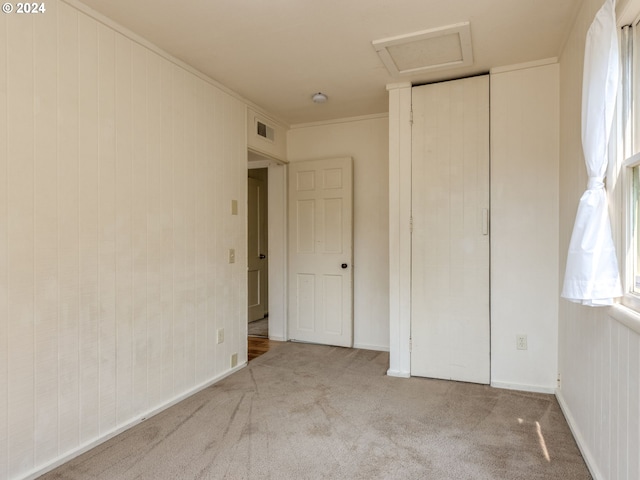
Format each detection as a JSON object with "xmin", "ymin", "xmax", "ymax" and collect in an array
[{"xmin": 561, "ymin": 0, "xmax": 623, "ymax": 306}]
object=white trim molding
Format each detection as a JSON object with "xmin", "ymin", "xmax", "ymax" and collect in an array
[
  {"xmin": 387, "ymin": 82, "xmax": 412, "ymax": 378},
  {"xmin": 490, "ymin": 381, "xmax": 556, "ymax": 395},
  {"xmin": 555, "ymin": 389, "xmax": 604, "ymax": 480},
  {"xmin": 354, "ymin": 343, "xmax": 391, "ymax": 353},
  {"xmin": 491, "ymin": 57, "xmax": 558, "ymax": 75},
  {"xmin": 609, "ymin": 303, "xmax": 640, "ymax": 334},
  {"xmin": 290, "ymin": 113, "xmax": 389, "ymax": 130}
]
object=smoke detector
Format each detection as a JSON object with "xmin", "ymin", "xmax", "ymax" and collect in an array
[{"xmin": 312, "ymin": 92, "xmax": 328, "ymax": 103}]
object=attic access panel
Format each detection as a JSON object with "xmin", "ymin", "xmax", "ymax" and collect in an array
[{"xmin": 372, "ymin": 22, "xmax": 473, "ymax": 76}]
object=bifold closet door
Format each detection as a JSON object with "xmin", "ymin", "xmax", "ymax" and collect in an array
[{"xmin": 410, "ymin": 75, "xmax": 490, "ymax": 384}]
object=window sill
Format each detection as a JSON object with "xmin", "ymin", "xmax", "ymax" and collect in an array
[{"xmin": 609, "ymin": 303, "xmax": 640, "ymax": 335}]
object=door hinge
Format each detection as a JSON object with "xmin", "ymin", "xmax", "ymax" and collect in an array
[
  {"xmin": 409, "ymin": 338, "xmax": 412, "ymax": 352},
  {"xmin": 409, "ymin": 110, "xmax": 413, "ymax": 125},
  {"xmin": 409, "ymin": 216, "xmax": 413, "ymax": 233}
]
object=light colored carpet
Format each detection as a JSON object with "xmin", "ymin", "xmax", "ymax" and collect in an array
[
  {"xmin": 40, "ymin": 342, "xmax": 591, "ymax": 480},
  {"xmin": 248, "ymin": 317, "xmax": 268, "ymax": 337}
]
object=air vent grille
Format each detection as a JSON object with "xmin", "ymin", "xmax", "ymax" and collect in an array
[
  {"xmin": 257, "ymin": 121, "xmax": 275, "ymax": 142},
  {"xmin": 372, "ymin": 22, "xmax": 473, "ymax": 76}
]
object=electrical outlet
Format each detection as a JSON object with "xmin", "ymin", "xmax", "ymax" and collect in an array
[
  {"xmin": 557, "ymin": 373, "xmax": 561, "ymax": 388},
  {"xmin": 228, "ymin": 248, "xmax": 235, "ymax": 264},
  {"xmin": 231, "ymin": 353, "xmax": 238, "ymax": 368},
  {"xmin": 217, "ymin": 328, "xmax": 224, "ymax": 344},
  {"xmin": 516, "ymin": 334, "xmax": 528, "ymax": 350}
]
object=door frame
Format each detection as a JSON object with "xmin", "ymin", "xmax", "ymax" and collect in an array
[
  {"xmin": 387, "ymin": 83, "xmax": 413, "ymax": 378},
  {"xmin": 248, "ymin": 149, "xmax": 288, "ymax": 341}
]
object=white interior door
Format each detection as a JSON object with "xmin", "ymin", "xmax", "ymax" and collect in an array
[
  {"xmin": 248, "ymin": 176, "xmax": 267, "ymax": 321},
  {"xmin": 288, "ymin": 157, "xmax": 353, "ymax": 347},
  {"xmin": 411, "ymin": 76, "xmax": 490, "ymax": 384}
]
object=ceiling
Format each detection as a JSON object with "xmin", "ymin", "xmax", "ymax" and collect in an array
[{"xmin": 77, "ymin": 0, "xmax": 583, "ymax": 126}]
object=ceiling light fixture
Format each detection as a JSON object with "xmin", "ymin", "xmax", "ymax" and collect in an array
[{"xmin": 312, "ymin": 92, "xmax": 328, "ymax": 103}]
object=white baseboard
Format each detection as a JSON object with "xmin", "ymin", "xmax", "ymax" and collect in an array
[
  {"xmin": 353, "ymin": 343, "xmax": 390, "ymax": 352},
  {"xmin": 490, "ymin": 380, "xmax": 556, "ymax": 394},
  {"xmin": 555, "ymin": 389, "xmax": 603, "ymax": 480},
  {"xmin": 263, "ymin": 340, "xmax": 390, "ymax": 352},
  {"xmin": 23, "ymin": 362, "xmax": 247, "ymax": 480},
  {"xmin": 387, "ymin": 369, "xmax": 410, "ymax": 378}
]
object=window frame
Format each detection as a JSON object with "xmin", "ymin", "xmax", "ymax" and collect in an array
[
  {"xmin": 619, "ymin": 17, "xmax": 640, "ymax": 312},
  {"xmin": 621, "ymin": 153, "xmax": 640, "ymax": 310}
]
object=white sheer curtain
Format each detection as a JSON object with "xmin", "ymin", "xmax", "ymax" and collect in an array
[{"xmin": 562, "ymin": 0, "xmax": 622, "ymax": 306}]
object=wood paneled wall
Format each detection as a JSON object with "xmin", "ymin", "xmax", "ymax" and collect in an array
[
  {"xmin": 490, "ymin": 62, "xmax": 559, "ymax": 392},
  {"xmin": 558, "ymin": 0, "xmax": 640, "ymax": 478},
  {"xmin": 0, "ymin": 2, "xmax": 248, "ymax": 478}
]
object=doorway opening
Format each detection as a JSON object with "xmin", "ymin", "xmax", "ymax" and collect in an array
[
  {"xmin": 247, "ymin": 148, "xmax": 288, "ymax": 358},
  {"xmin": 248, "ymin": 166, "xmax": 269, "ymax": 339}
]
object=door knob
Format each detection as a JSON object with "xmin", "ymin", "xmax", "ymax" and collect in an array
[
  {"xmin": 259, "ymin": 254, "xmax": 266, "ymax": 259},
  {"xmin": 341, "ymin": 263, "xmax": 348, "ymax": 269}
]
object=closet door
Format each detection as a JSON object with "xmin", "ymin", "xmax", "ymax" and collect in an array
[{"xmin": 410, "ymin": 76, "xmax": 490, "ymax": 384}]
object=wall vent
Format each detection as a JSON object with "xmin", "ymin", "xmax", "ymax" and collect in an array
[{"xmin": 256, "ymin": 120, "xmax": 275, "ymax": 142}]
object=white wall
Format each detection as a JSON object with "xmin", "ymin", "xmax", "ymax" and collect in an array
[
  {"xmin": 490, "ymin": 61, "xmax": 560, "ymax": 392},
  {"xmin": 557, "ymin": 0, "xmax": 640, "ymax": 478},
  {"xmin": 287, "ymin": 115, "xmax": 390, "ymax": 351},
  {"xmin": 0, "ymin": 2, "xmax": 248, "ymax": 479}
]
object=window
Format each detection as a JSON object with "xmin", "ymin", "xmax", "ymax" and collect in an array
[
  {"xmin": 631, "ymin": 162, "xmax": 640, "ymax": 291},
  {"xmin": 620, "ymin": 20, "xmax": 640, "ymax": 308}
]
